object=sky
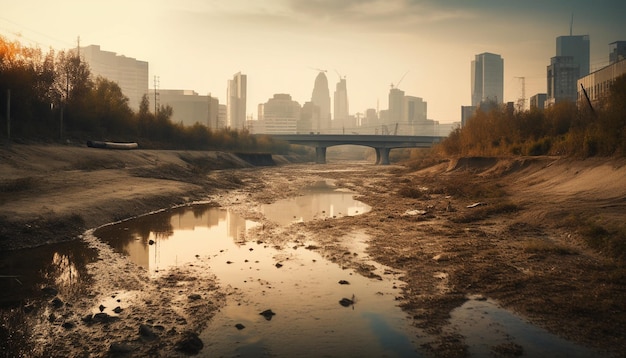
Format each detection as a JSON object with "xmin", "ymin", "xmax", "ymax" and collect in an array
[{"xmin": 2, "ymin": 0, "xmax": 625, "ymax": 123}]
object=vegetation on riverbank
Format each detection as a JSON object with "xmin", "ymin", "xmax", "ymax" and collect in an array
[
  {"xmin": 0, "ymin": 36, "xmax": 290, "ymax": 153},
  {"xmin": 439, "ymin": 74, "xmax": 626, "ymax": 158}
]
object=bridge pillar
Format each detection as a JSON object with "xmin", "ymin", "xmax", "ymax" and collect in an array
[
  {"xmin": 375, "ymin": 147, "xmax": 390, "ymax": 165},
  {"xmin": 315, "ymin": 147, "xmax": 327, "ymax": 164}
]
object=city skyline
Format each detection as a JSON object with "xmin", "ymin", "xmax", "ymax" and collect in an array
[{"xmin": 2, "ymin": 0, "xmax": 625, "ymax": 123}]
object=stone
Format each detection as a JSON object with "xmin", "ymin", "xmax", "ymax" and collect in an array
[
  {"xmin": 51, "ymin": 297, "xmax": 64, "ymax": 308},
  {"xmin": 339, "ymin": 298, "xmax": 354, "ymax": 307},
  {"xmin": 338, "ymin": 280, "xmax": 350, "ymax": 285},
  {"xmin": 139, "ymin": 324, "xmax": 158, "ymax": 340},
  {"xmin": 235, "ymin": 323, "xmax": 245, "ymax": 330},
  {"xmin": 175, "ymin": 332, "xmax": 204, "ymax": 355},
  {"xmin": 259, "ymin": 309, "xmax": 276, "ymax": 321}
]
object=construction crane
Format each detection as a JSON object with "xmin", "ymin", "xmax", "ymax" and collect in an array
[
  {"xmin": 391, "ymin": 71, "xmax": 409, "ymax": 89},
  {"xmin": 514, "ymin": 76, "xmax": 526, "ymax": 111},
  {"xmin": 334, "ymin": 69, "xmax": 346, "ymax": 80},
  {"xmin": 309, "ymin": 67, "xmax": 327, "ymax": 73}
]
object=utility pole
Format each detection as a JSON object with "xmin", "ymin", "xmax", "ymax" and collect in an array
[
  {"xmin": 6, "ymin": 89, "xmax": 10, "ymax": 143},
  {"xmin": 514, "ymin": 76, "xmax": 526, "ymax": 111},
  {"xmin": 153, "ymin": 76, "xmax": 159, "ymax": 115}
]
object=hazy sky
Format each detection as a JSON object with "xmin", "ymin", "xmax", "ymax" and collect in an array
[{"xmin": 2, "ymin": 0, "xmax": 625, "ymax": 123}]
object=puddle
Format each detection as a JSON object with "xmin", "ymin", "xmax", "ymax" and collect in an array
[
  {"xmin": 261, "ymin": 180, "xmax": 371, "ymax": 225},
  {"xmin": 0, "ymin": 240, "xmax": 97, "ymax": 307},
  {"xmin": 451, "ymin": 295, "xmax": 600, "ymax": 357}
]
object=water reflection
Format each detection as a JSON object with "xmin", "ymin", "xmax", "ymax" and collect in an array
[
  {"xmin": 261, "ymin": 180, "xmax": 371, "ymax": 226},
  {"xmin": 94, "ymin": 205, "xmax": 256, "ymax": 274},
  {"xmin": 94, "ymin": 204, "xmax": 418, "ymax": 357},
  {"xmin": 0, "ymin": 240, "xmax": 97, "ymax": 307}
]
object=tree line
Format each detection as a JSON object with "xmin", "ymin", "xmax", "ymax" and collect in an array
[
  {"xmin": 440, "ymin": 75, "xmax": 626, "ymax": 158},
  {"xmin": 0, "ymin": 36, "xmax": 289, "ymax": 153}
]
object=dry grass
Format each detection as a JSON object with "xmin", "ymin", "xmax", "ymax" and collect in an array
[{"xmin": 522, "ymin": 238, "xmax": 578, "ymax": 255}]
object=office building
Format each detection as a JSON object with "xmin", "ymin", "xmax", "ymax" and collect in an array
[
  {"xmin": 388, "ymin": 87, "xmax": 405, "ymax": 125},
  {"xmin": 609, "ymin": 41, "xmax": 626, "ymax": 64},
  {"xmin": 257, "ymin": 94, "xmax": 301, "ymax": 134},
  {"xmin": 461, "ymin": 106, "xmax": 477, "ymax": 127},
  {"xmin": 227, "ymin": 72, "xmax": 247, "ymax": 130},
  {"xmin": 311, "ymin": 72, "xmax": 331, "ymax": 132},
  {"xmin": 471, "ymin": 52, "xmax": 504, "ymax": 107},
  {"xmin": 150, "ymin": 89, "xmax": 219, "ymax": 128},
  {"xmin": 546, "ymin": 56, "xmax": 579, "ymax": 106},
  {"xmin": 333, "ymin": 77, "xmax": 349, "ymax": 128},
  {"xmin": 557, "ymin": 35, "xmax": 590, "ymax": 76},
  {"xmin": 530, "ymin": 93, "xmax": 548, "ymax": 110},
  {"xmin": 578, "ymin": 58, "xmax": 626, "ymax": 106},
  {"xmin": 78, "ymin": 45, "xmax": 148, "ymax": 111}
]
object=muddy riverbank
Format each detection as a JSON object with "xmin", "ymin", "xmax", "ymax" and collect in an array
[{"xmin": 1, "ymin": 144, "xmax": 625, "ymax": 357}]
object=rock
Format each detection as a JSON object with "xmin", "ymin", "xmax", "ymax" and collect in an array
[
  {"xmin": 113, "ymin": 306, "xmax": 123, "ymax": 314},
  {"xmin": 338, "ymin": 280, "xmax": 350, "ymax": 285},
  {"xmin": 51, "ymin": 297, "xmax": 64, "ymax": 308},
  {"xmin": 93, "ymin": 312, "xmax": 119, "ymax": 323},
  {"xmin": 275, "ymin": 263, "xmax": 283, "ymax": 268},
  {"xmin": 62, "ymin": 321, "xmax": 76, "ymax": 330},
  {"xmin": 235, "ymin": 323, "xmax": 245, "ymax": 330},
  {"xmin": 139, "ymin": 324, "xmax": 158, "ymax": 340},
  {"xmin": 148, "ymin": 239, "xmax": 155, "ymax": 245},
  {"xmin": 339, "ymin": 298, "xmax": 354, "ymax": 307},
  {"xmin": 175, "ymin": 332, "xmax": 204, "ymax": 355},
  {"xmin": 81, "ymin": 314, "xmax": 93, "ymax": 323},
  {"xmin": 188, "ymin": 294, "xmax": 202, "ymax": 301},
  {"xmin": 259, "ymin": 309, "xmax": 276, "ymax": 321},
  {"xmin": 98, "ymin": 304, "xmax": 106, "ymax": 312},
  {"xmin": 109, "ymin": 342, "xmax": 134, "ymax": 354}
]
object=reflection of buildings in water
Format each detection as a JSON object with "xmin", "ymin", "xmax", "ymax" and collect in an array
[
  {"xmin": 114, "ymin": 207, "xmax": 253, "ymax": 273},
  {"xmin": 50, "ymin": 252, "xmax": 79, "ymax": 295}
]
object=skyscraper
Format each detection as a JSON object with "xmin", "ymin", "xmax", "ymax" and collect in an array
[
  {"xmin": 546, "ymin": 56, "xmax": 579, "ymax": 105},
  {"xmin": 388, "ymin": 87, "xmax": 405, "ymax": 125},
  {"xmin": 471, "ymin": 52, "xmax": 504, "ymax": 107},
  {"xmin": 78, "ymin": 45, "xmax": 148, "ymax": 111},
  {"xmin": 227, "ymin": 72, "xmax": 247, "ymax": 130},
  {"xmin": 556, "ymin": 35, "xmax": 590, "ymax": 76},
  {"xmin": 311, "ymin": 72, "xmax": 331, "ymax": 132},
  {"xmin": 333, "ymin": 77, "xmax": 349, "ymax": 126}
]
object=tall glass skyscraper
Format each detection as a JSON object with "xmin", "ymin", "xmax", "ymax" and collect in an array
[
  {"xmin": 556, "ymin": 35, "xmax": 590, "ymax": 76},
  {"xmin": 471, "ymin": 52, "xmax": 504, "ymax": 107},
  {"xmin": 227, "ymin": 72, "xmax": 247, "ymax": 130},
  {"xmin": 311, "ymin": 72, "xmax": 331, "ymax": 132}
]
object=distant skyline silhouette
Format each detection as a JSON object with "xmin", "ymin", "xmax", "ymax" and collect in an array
[{"xmin": 2, "ymin": 0, "xmax": 625, "ymax": 123}]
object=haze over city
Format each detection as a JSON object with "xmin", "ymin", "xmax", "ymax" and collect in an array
[{"xmin": 2, "ymin": 0, "xmax": 625, "ymax": 123}]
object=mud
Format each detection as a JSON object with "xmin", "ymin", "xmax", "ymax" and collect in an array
[{"xmin": 1, "ymin": 145, "xmax": 625, "ymax": 357}]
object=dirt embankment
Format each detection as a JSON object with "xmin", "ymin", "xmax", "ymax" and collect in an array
[{"xmin": 0, "ymin": 144, "xmax": 292, "ymax": 251}]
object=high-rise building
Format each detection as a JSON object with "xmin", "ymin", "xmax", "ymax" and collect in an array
[
  {"xmin": 609, "ymin": 41, "xmax": 626, "ymax": 64},
  {"xmin": 227, "ymin": 72, "xmax": 247, "ymax": 130},
  {"xmin": 149, "ymin": 89, "xmax": 219, "ymax": 128},
  {"xmin": 333, "ymin": 77, "xmax": 349, "ymax": 126},
  {"xmin": 388, "ymin": 87, "xmax": 405, "ymax": 125},
  {"xmin": 257, "ymin": 94, "xmax": 301, "ymax": 134},
  {"xmin": 78, "ymin": 45, "xmax": 148, "ymax": 111},
  {"xmin": 546, "ymin": 56, "xmax": 579, "ymax": 106},
  {"xmin": 311, "ymin": 72, "xmax": 331, "ymax": 132},
  {"xmin": 530, "ymin": 93, "xmax": 547, "ymax": 111},
  {"xmin": 300, "ymin": 101, "xmax": 320, "ymax": 134},
  {"xmin": 471, "ymin": 52, "xmax": 504, "ymax": 107},
  {"xmin": 557, "ymin": 35, "xmax": 590, "ymax": 76}
]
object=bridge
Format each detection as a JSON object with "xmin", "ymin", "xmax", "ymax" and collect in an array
[{"xmin": 268, "ymin": 134, "xmax": 445, "ymax": 165}]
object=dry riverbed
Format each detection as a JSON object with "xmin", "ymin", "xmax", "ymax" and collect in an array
[{"xmin": 1, "ymin": 144, "xmax": 625, "ymax": 357}]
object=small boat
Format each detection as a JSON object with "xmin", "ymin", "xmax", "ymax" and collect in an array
[{"xmin": 87, "ymin": 141, "xmax": 138, "ymax": 150}]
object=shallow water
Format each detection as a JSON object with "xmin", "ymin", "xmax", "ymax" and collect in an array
[
  {"xmin": 260, "ymin": 180, "xmax": 371, "ymax": 225},
  {"xmin": 451, "ymin": 295, "xmax": 600, "ymax": 357},
  {"xmin": 93, "ymin": 188, "xmax": 417, "ymax": 357},
  {"xmin": 1, "ymin": 181, "xmax": 605, "ymax": 357}
]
